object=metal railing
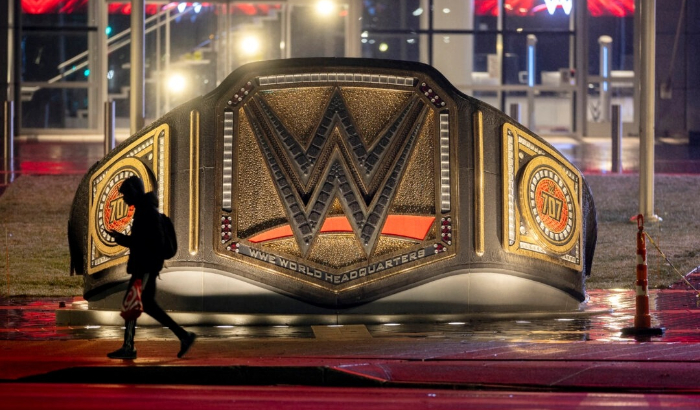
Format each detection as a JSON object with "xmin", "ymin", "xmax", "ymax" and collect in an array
[{"xmin": 47, "ymin": 7, "xmax": 192, "ymax": 86}]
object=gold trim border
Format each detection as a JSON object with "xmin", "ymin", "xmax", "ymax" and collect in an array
[
  {"xmin": 501, "ymin": 123, "xmax": 583, "ymax": 271},
  {"xmin": 189, "ymin": 111, "xmax": 200, "ymax": 255},
  {"xmin": 87, "ymin": 124, "xmax": 170, "ymax": 275},
  {"xmin": 473, "ymin": 111, "xmax": 484, "ymax": 257}
]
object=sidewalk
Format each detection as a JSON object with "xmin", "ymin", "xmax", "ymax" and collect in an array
[{"xmin": 2, "ymin": 278, "xmax": 700, "ymax": 408}]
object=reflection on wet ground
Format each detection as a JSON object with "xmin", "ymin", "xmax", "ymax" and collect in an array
[
  {"xmin": 552, "ymin": 137, "xmax": 700, "ymax": 174},
  {"xmin": 0, "ymin": 141, "xmax": 105, "ymax": 195},
  {"xmin": 2, "ymin": 281, "xmax": 699, "ymax": 343}
]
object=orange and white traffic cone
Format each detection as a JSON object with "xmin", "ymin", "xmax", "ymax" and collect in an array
[{"xmin": 622, "ymin": 214, "xmax": 664, "ymax": 337}]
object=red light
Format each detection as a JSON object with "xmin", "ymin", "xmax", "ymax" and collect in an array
[{"xmin": 473, "ymin": 0, "xmax": 634, "ymax": 17}]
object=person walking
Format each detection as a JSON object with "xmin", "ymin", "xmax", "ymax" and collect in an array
[{"xmin": 107, "ymin": 175, "xmax": 196, "ymax": 359}]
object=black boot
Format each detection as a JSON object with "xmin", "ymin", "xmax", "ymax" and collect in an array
[
  {"xmin": 177, "ymin": 331, "xmax": 197, "ymax": 358},
  {"xmin": 108, "ymin": 320, "xmax": 137, "ymax": 359}
]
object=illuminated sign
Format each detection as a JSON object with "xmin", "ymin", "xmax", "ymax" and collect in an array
[{"xmin": 544, "ymin": 0, "xmax": 572, "ymax": 15}]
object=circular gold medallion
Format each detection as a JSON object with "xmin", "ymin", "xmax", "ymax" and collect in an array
[
  {"xmin": 519, "ymin": 157, "xmax": 579, "ymax": 254},
  {"xmin": 92, "ymin": 158, "xmax": 154, "ymax": 256}
]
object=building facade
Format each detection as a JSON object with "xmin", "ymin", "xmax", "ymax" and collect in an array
[{"xmin": 1, "ymin": 0, "xmax": 699, "ymax": 140}]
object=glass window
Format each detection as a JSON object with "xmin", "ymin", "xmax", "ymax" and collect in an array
[
  {"xmin": 472, "ymin": 33, "xmax": 500, "ymax": 82},
  {"xmin": 433, "ymin": 0, "xmax": 474, "ymax": 30},
  {"xmin": 588, "ymin": 6, "xmax": 634, "ymax": 75},
  {"xmin": 21, "ymin": 87, "xmax": 88, "ymax": 129},
  {"xmin": 290, "ymin": 4, "xmax": 346, "ymax": 58},
  {"xmin": 586, "ymin": 1, "xmax": 635, "ymax": 125},
  {"xmin": 21, "ymin": 33, "xmax": 91, "ymax": 83},
  {"xmin": 432, "ymin": 34, "xmax": 477, "ymax": 86},
  {"xmin": 502, "ymin": 32, "xmax": 572, "ymax": 86},
  {"xmin": 21, "ymin": 2, "xmax": 88, "ymax": 27},
  {"xmin": 504, "ymin": 0, "xmax": 572, "ymax": 31},
  {"xmin": 361, "ymin": 34, "xmax": 423, "ymax": 62},
  {"xmin": 362, "ymin": 0, "xmax": 422, "ymax": 30}
]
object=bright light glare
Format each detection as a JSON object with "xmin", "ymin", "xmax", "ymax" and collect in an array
[
  {"xmin": 361, "ymin": 31, "xmax": 369, "ymax": 38},
  {"xmin": 240, "ymin": 36, "xmax": 261, "ymax": 56},
  {"xmin": 167, "ymin": 73, "xmax": 187, "ymax": 93},
  {"xmin": 177, "ymin": 2, "xmax": 187, "ymax": 13},
  {"xmin": 378, "ymin": 42, "xmax": 389, "ymax": 52},
  {"xmin": 193, "ymin": 2, "xmax": 202, "ymax": 13},
  {"xmin": 443, "ymin": 8, "xmax": 451, "ymax": 13},
  {"xmin": 412, "ymin": 8, "xmax": 423, "ymax": 16},
  {"xmin": 315, "ymin": 0, "xmax": 336, "ymax": 16}
]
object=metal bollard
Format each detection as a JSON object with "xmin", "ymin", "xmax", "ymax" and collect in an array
[
  {"xmin": 104, "ymin": 101, "xmax": 116, "ymax": 155},
  {"xmin": 611, "ymin": 104, "xmax": 622, "ymax": 173},
  {"xmin": 599, "ymin": 35, "xmax": 613, "ymax": 122},
  {"xmin": 526, "ymin": 34, "xmax": 537, "ymax": 130},
  {"xmin": 2, "ymin": 101, "xmax": 14, "ymax": 184},
  {"xmin": 509, "ymin": 103, "xmax": 521, "ymax": 123}
]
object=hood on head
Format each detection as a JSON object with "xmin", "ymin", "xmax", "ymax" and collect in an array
[{"xmin": 119, "ymin": 175, "xmax": 145, "ymax": 198}]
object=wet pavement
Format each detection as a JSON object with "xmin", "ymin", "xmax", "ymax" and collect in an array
[
  {"xmin": 1, "ymin": 280, "xmax": 700, "ymax": 409},
  {"xmin": 2, "ymin": 269, "xmax": 699, "ymax": 343},
  {"xmin": 0, "ymin": 139, "xmax": 104, "ymax": 195},
  {"xmin": 555, "ymin": 137, "xmax": 700, "ymax": 174}
]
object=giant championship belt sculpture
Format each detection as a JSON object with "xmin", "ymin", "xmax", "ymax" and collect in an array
[{"xmin": 68, "ymin": 59, "xmax": 596, "ymax": 320}]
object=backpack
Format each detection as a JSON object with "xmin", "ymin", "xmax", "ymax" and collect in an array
[{"xmin": 160, "ymin": 213, "xmax": 178, "ymax": 259}]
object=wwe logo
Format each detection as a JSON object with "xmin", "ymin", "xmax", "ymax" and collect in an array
[
  {"xmin": 244, "ymin": 88, "xmax": 429, "ymax": 256},
  {"xmin": 544, "ymin": 0, "xmax": 572, "ymax": 15}
]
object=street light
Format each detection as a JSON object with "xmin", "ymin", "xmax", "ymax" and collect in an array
[
  {"xmin": 167, "ymin": 73, "xmax": 187, "ymax": 94},
  {"xmin": 240, "ymin": 35, "xmax": 261, "ymax": 57},
  {"xmin": 315, "ymin": 0, "xmax": 335, "ymax": 16}
]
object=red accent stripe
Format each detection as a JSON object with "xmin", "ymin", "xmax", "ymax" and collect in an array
[
  {"xmin": 248, "ymin": 215, "xmax": 435, "ymax": 243},
  {"xmin": 381, "ymin": 215, "xmax": 435, "ymax": 240}
]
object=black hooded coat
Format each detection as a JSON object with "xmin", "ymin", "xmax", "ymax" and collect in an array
[{"xmin": 113, "ymin": 177, "xmax": 165, "ymax": 276}]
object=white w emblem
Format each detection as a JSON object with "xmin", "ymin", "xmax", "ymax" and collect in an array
[{"xmin": 544, "ymin": 0, "xmax": 572, "ymax": 15}]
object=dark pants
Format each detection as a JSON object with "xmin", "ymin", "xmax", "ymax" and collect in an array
[{"xmin": 122, "ymin": 273, "xmax": 187, "ymax": 346}]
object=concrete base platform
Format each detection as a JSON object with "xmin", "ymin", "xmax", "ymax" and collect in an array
[
  {"xmin": 82, "ymin": 268, "xmax": 584, "ymax": 320},
  {"xmin": 56, "ymin": 304, "xmax": 608, "ymax": 327}
]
